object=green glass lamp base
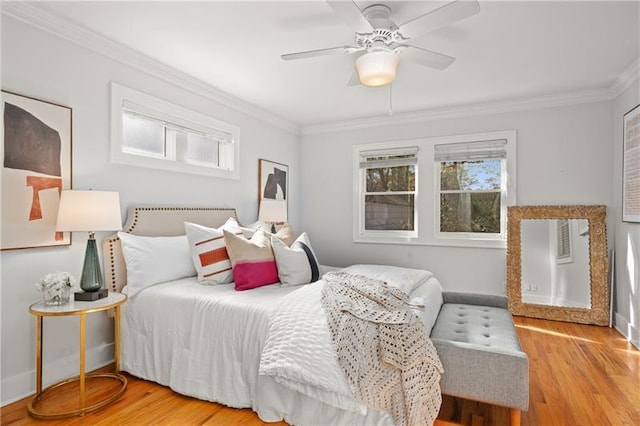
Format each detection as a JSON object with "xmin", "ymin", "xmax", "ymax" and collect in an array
[{"xmin": 79, "ymin": 236, "xmax": 104, "ymax": 292}]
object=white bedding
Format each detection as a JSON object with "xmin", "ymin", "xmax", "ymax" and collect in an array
[{"xmin": 121, "ymin": 265, "xmax": 444, "ymax": 425}]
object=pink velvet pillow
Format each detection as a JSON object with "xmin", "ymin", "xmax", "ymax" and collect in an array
[{"xmin": 223, "ymin": 229, "xmax": 279, "ymax": 291}]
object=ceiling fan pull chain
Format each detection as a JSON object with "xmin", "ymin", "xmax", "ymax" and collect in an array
[{"xmin": 388, "ymin": 83, "xmax": 393, "ymax": 116}]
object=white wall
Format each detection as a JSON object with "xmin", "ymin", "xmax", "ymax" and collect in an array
[
  {"xmin": 1, "ymin": 16, "xmax": 298, "ymax": 404},
  {"xmin": 613, "ymin": 79, "xmax": 640, "ymax": 348},
  {"xmin": 300, "ymin": 101, "xmax": 614, "ymax": 296},
  {"xmin": 521, "ymin": 219, "xmax": 552, "ymax": 304}
]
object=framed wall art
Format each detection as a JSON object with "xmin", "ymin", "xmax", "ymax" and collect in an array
[
  {"xmin": 1, "ymin": 91, "xmax": 72, "ymax": 250},
  {"xmin": 623, "ymin": 103, "xmax": 640, "ymax": 223},
  {"xmin": 258, "ymin": 159, "xmax": 288, "ymax": 226}
]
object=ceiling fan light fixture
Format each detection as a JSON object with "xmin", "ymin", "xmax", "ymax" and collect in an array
[{"xmin": 355, "ymin": 51, "xmax": 399, "ymax": 87}]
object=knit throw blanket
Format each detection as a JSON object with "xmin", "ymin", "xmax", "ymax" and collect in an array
[{"xmin": 321, "ymin": 272, "xmax": 444, "ymax": 426}]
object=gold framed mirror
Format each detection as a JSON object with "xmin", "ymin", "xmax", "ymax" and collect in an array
[{"xmin": 507, "ymin": 205, "xmax": 609, "ymax": 326}]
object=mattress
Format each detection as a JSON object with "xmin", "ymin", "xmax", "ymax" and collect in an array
[{"xmin": 121, "ymin": 266, "xmax": 444, "ymax": 425}]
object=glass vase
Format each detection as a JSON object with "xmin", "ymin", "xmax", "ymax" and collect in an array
[{"xmin": 43, "ymin": 286, "xmax": 71, "ymax": 306}]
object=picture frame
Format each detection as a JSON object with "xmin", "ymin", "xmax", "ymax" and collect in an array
[
  {"xmin": 258, "ymin": 159, "xmax": 288, "ymax": 223},
  {"xmin": 623, "ymin": 103, "xmax": 640, "ymax": 222},
  {"xmin": 1, "ymin": 91, "xmax": 73, "ymax": 250}
]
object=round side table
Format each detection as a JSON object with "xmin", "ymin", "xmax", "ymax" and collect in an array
[{"xmin": 27, "ymin": 292, "xmax": 128, "ymax": 419}]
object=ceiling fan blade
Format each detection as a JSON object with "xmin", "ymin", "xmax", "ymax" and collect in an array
[
  {"xmin": 398, "ymin": 0, "xmax": 480, "ymax": 39},
  {"xmin": 399, "ymin": 45, "xmax": 456, "ymax": 70},
  {"xmin": 326, "ymin": 1, "xmax": 373, "ymax": 33},
  {"xmin": 281, "ymin": 46, "xmax": 354, "ymax": 61}
]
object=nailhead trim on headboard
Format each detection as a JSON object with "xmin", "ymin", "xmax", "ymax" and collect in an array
[
  {"xmin": 103, "ymin": 206, "xmax": 240, "ymax": 293},
  {"xmin": 108, "ymin": 238, "xmax": 119, "ymax": 292}
]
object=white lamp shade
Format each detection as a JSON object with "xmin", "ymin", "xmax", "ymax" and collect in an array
[
  {"xmin": 56, "ymin": 190, "xmax": 123, "ymax": 232},
  {"xmin": 355, "ymin": 51, "xmax": 400, "ymax": 87},
  {"xmin": 259, "ymin": 199, "xmax": 287, "ymax": 223}
]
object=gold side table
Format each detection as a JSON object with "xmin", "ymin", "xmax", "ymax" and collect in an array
[{"xmin": 27, "ymin": 292, "xmax": 128, "ymax": 419}]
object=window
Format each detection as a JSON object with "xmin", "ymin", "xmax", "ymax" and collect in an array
[
  {"xmin": 354, "ymin": 131, "xmax": 516, "ymax": 248},
  {"xmin": 356, "ymin": 146, "xmax": 418, "ymax": 239},
  {"xmin": 556, "ymin": 219, "xmax": 573, "ymax": 263},
  {"xmin": 111, "ymin": 82, "xmax": 239, "ymax": 179},
  {"xmin": 435, "ymin": 139, "xmax": 508, "ymax": 241}
]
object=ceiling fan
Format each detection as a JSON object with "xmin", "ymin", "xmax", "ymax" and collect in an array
[{"xmin": 281, "ymin": 0, "xmax": 480, "ymax": 87}]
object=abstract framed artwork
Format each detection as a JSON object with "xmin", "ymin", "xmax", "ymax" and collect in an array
[
  {"xmin": 623, "ymin": 103, "xmax": 640, "ymax": 222},
  {"xmin": 1, "ymin": 91, "xmax": 73, "ymax": 250},
  {"xmin": 258, "ymin": 159, "xmax": 288, "ymax": 223}
]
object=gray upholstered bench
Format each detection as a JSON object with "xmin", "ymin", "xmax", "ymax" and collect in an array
[{"xmin": 430, "ymin": 292, "xmax": 529, "ymax": 426}]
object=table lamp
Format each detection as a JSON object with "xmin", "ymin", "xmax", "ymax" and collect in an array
[
  {"xmin": 258, "ymin": 199, "xmax": 287, "ymax": 233},
  {"xmin": 56, "ymin": 190, "xmax": 122, "ymax": 301}
]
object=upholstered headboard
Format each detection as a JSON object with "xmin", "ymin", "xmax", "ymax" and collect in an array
[{"xmin": 102, "ymin": 206, "xmax": 238, "ymax": 292}]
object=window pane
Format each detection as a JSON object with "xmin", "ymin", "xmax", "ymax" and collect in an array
[
  {"xmin": 177, "ymin": 132, "xmax": 220, "ymax": 167},
  {"xmin": 440, "ymin": 160, "xmax": 501, "ymax": 191},
  {"xmin": 365, "ymin": 194, "xmax": 414, "ymax": 230},
  {"xmin": 122, "ymin": 113, "xmax": 165, "ymax": 156},
  {"xmin": 366, "ymin": 165, "xmax": 415, "ymax": 192},
  {"xmin": 440, "ymin": 192, "xmax": 501, "ymax": 233}
]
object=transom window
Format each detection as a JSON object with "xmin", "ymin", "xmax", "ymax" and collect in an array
[{"xmin": 111, "ymin": 82, "xmax": 239, "ymax": 179}]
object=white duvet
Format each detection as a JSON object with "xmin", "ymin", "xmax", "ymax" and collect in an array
[
  {"xmin": 259, "ymin": 264, "xmax": 442, "ymax": 416},
  {"xmin": 121, "ymin": 277, "xmax": 295, "ymax": 407},
  {"xmin": 121, "ymin": 265, "xmax": 443, "ymax": 425}
]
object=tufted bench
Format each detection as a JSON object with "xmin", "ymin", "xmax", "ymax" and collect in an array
[{"xmin": 430, "ymin": 292, "xmax": 529, "ymax": 426}]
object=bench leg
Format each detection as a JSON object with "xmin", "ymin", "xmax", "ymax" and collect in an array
[{"xmin": 510, "ymin": 408, "xmax": 521, "ymax": 426}]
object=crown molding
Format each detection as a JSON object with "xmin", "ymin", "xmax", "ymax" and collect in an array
[
  {"xmin": 609, "ymin": 58, "xmax": 640, "ymax": 98},
  {"xmin": 1, "ymin": 2, "xmax": 300, "ymax": 135},
  {"xmin": 300, "ymin": 87, "xmax": 614, "ymax": 136},
  {"xmin": 4, "ymin": 2, "xmax": 637, "ymax": 138}
]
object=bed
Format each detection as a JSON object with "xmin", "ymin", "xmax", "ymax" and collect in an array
[{"xmin": 102, "ymin": 206, "xmax": 446, "ymax": 425}]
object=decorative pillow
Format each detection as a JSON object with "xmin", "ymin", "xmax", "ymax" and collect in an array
[
  {"xmin": 224, "ymin": 229, "xmax": 279, "ymax": 291},
  {"xmin": 117, "ymin": 232, "xmax": 196, "ymax": 297},
  {"xmin": 240, "ymin": 220, "xmax": 269, "ymax": 238},
  {"xmin": 184, "ymin": 218, "xmax": 243, "ymax": 284},
  {"xmin": 271, "ymin": 232, "xmax": 320, "ymax": 286},
  {"xmin": 265, "ymin": 223, "xmax": 296, "ymax": 247}
]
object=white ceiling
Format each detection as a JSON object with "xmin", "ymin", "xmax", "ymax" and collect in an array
[{"xmin": 30, "ymin": 1, "xmax": 640, "ymax": 128}]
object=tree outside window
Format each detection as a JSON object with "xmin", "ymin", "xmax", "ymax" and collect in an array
[{"xmin": 439, "ymin": 159, "xmax": 502, "ymax": 234}]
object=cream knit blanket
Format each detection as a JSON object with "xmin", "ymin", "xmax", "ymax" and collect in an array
[{"xmin": 321, "ymin": 272, "xmax": 444, "ymax": 426}]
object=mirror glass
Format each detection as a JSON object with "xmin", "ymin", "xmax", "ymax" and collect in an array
[
  {"xmin": 507, "ymin": 205, "xmax": 610, "ymax": 326},
  {"xmin": 521, "ymin": 219, "xmax": 591, "ymax": 308}
]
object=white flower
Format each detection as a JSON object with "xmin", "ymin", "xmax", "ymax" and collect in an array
[{"xmin": 35, "ymin": 271, "xmax": 76, "ymax": 293}]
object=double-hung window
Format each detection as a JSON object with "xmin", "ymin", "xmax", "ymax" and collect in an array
[
  {"xmin": 354, "ymin": 131, "xmax": 515, "ymax": 247},
  {"xmin": 111, "ymin": 82, "xmax": 239, "ymax": 179},
  {"xmin": 356, "ymin": 146, "xmax": 418, "ymax": 239},
  {"xmin": 435, "ymin": 139, "xmax": 508, "ymax": 241}
]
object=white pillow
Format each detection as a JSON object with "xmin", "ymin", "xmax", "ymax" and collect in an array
[
  {"xmin": 271, "ymin": 232, "xmax": 320, "ymax": 287},
  {"xmin": 409, "ymin": 277, "xmax": 444, "ymax": 335},
  {"xmin": 240, "ymin": 220, "xmax": 270, "ymax": 238},
  {"xmin": 118, "ymin": 232, "xmax": 196, "ymax": 297},
  {"xmin": 340, "ymin": 264, "xmax": 433, "ymax": 295},
  {"xmin": 184, "ymin": 218, "xmax": 243, "ymax": 284}
]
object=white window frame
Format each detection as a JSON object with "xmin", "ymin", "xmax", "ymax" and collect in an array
[
  {"xmin": 354, "ymin": 142, "xmax": 419, "ymax": 243},
  {"xmin": 434, "ymin": 136, "xmax": 515, "ymax": 246},
  {"xmin": 110, "ymin": 82, "xmax": 240, "ymax": 179},
  {"xmin": 555, "ymin": 219, "xmax": 573, "ymax": 264},
  {"xmin": 353, "ymin": 131, "xmax": 516, "ymax": 248}
]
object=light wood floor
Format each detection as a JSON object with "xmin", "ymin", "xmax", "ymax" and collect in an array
[{"xmin": 2, "ymin": 316, "xmax": 639, "ymax": 425}]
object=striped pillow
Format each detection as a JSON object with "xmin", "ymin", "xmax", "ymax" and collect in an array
[{"xmin": 184, "ymin": 218, "xmax": 243, "ymax": 284}]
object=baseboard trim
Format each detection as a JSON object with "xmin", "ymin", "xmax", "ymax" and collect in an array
[
  {"xmin": 614, "ymin": 312, "xmax": 640, "ymax": 350},
  {"xmin": 1, "ymin": 343, "xmax": 115, "ymax": 406}
]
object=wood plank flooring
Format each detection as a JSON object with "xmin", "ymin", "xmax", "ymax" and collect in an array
[{"xmin": 2, "ymin": 316, "xmax": 639, "ymax": 425}]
